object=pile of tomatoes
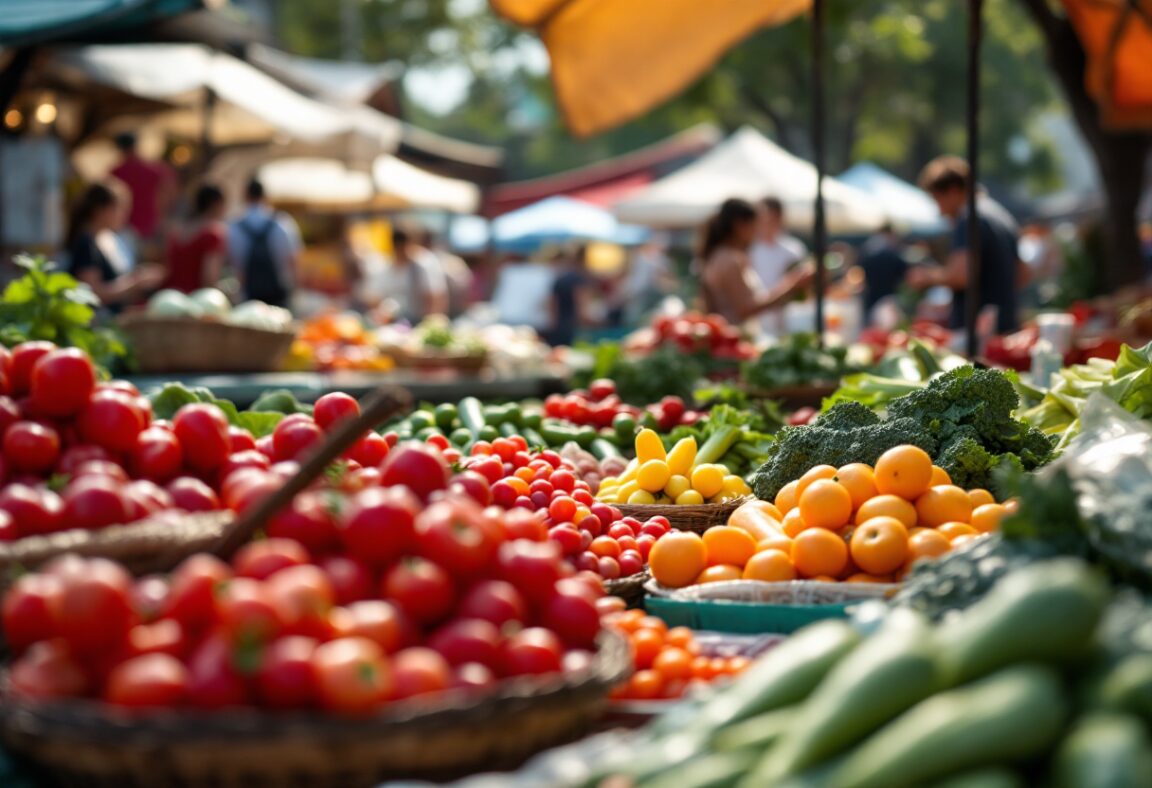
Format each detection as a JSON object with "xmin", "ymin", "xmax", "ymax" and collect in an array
[
  {"xmin": 643, "ymin": 313, "xmax": 756, "ymax": 361},
  {"xmin": 543, "ymin": 379, "xmax": 701, "ymax": 433}
]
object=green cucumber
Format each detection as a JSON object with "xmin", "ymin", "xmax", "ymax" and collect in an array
[
  {"xmin": 433, "ymin": 403, "xmax": 458, "ymax": 431},
  {"xmin": 414, "ymin": 426, "xmax": 439, "ymax": 441},
  {"xmin": 933, "ymin": 769, "xmax": 1024, "ymax": 788},
  {"xmin": 712, "ymin": 706, "xmax": 795, "ymax": 753},
  {"xmin": 613, "ymin": 413, "xmax": 637, "ymax": 441},
  {"xmin": 573, "ymin": 426, "xmax": 597, "ymax": 448},
  {"xmin": 449, "ymin": 428, "xmax": 472, "ymax": 447},
  {"xmin": 478, "ymin": 424, "xmax": 499, "ymax": 442},
  {"xmin": 638, "ymin": 751, "xmax": 756, "ymax": 788},
  {"xmin": 498, "ymin": 422, "xmax": 521, "ymax": 439},
  {"xmin": 521, "ymin": 428, "xmax": 547, "ymax": 449},
  {"xmin": 1091, "ymin": 654, "xmax": 1152, "ymax": 723},
  {"xmin": 833, "ymin": 665, "xmax": 1068, "ymax": 788},
  {"xmin": 590, "ymin": 438, "xmax": 623, "ymax": 461},
  {"xmin": 524, "ymin": 412, "xmax": 543, "ymax": 429},
  {"xmin": 1053, "ymin": 713, "xmax": 1152, "ymax": 788},
  {"xmin": 937, "ymin": 559, "xmax": 1108, "ymax": 685},
  {"xmin": 540, "ymin": 423, "xmax": 582, "ymax": 446},
  {"xmin": 457, "ymin": 397, "xmax": 486, "ymax": 439},
  {"xmin": 482, "ymin": 404, "xmax": 506, "ymax": 425},
  {"xmin": 407, "ymin": 409, "xmax": 435, "ymax": 431},
  {"xmin": 754, "ymin": 609, "xmax": 940, "ymax": 780}
]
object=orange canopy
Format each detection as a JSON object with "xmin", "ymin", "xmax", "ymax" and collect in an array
[
  {"xmin": 1063, "ymin": 0, "xmax": 1152, "ymax": 130},
  {"xmin": 490, "ymin": 0, "xmax": 812, "ymax": 136}
]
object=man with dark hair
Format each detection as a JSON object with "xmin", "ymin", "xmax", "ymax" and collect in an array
[
  {"xmin": 228, "ymin": 178, "xmax": 301, "ymax": 308},
  {"xmin": 857, "ymin": 222, "xmax": 908, "ymax": 323},
  {"xmin": 911, "ymin": 155, "xmax": 1023, "ymax": 333},
  {"xmin": 109, "ymin": 131, "xmax": 175, "ymax": 246},
  {"xmin": 749, "ymin": 196, "xmax": 807, "ymax": 336}
]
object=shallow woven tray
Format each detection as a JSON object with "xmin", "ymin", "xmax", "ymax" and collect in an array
[
  {"xmin": 0, "ymin": 630, "xmax": 631, "ymax": 788},
  {"xmin": 614, "ymin": 498, "xmax": 749, "ymax": 535},
  {"xmin": 603, "ymin": 570, "xmax": 649, "ymax": 609},
  {"xmin": 118, "ymin": 314, "xmax": 295, "ymax": 373},
  {"xmin": 0, "ymin": 511, "xmax": 232, "ymax": 586},
  {"xmin": 385, "ymin": 345, "xmax": 488, "ymax": 372},
  {"xmin": 645, "ymin": 578, "xmax": 900, "ymax": 605}
]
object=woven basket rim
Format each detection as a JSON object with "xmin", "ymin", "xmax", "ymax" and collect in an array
[
  {"xmin": 117, "ymin": 313, "xmax": 295, "ymax": 337},
  {"xmin": 0, "ymin": 630, "xmax": 631, "ymax": 743},
  {"xmin": 613, "ymin": 497, "xmax": 750, "ymax": 517}
]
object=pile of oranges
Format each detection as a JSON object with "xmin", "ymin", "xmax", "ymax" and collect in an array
[
  {"xmin": 604, "ymin": 609, "xmax": 751, "ymax": 700},
  {"xmin": 649, "ymin": 445, "xmax": 1014, "ymax": 588}
]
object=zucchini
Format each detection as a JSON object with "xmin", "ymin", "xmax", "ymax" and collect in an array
[
  {"xmin": 457, "ymin": 396, "xmax": 486, "ymax": 439},
  {"xmin": 590, "ymin": 438, "xmax": 623, "ymax": 461},
  {"xmin": 498, "ymin": 422, "xmax": 521, "ymax": 439},
  {"xmin": 1053, "ymin": 713, "xmax": 1152, "ymax": 788},
  {"xmin": 638, "ymin": 751, "xmax": 757, "ymax": 788},
  {"xmin": 521, "ymin": 428, "xmax": 547, "ymax": 449}
]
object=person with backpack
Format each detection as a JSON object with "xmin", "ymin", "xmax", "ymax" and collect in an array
[{"xmin": 228, "ymin": 179, "xmax": 301, "ymax": 308}]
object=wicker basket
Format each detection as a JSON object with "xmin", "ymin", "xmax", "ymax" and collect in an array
[
  {"xmin": 386, "ymin": 345, "xmax": 488, "ymax": 372},
  {"xmin": 0, "ymin": 631, "xmax": 631, "ymax": 788},
  {"xmin": 118, "ymin": 315, "xmax": 295, "ymax": 373},
  {"xmin": 614, "ymin": 498, "xmax": 749, "ymax": 534},
  {"xmin": 0, "ymin": 511, "xmax": 232, "ymax": 587},
  {"xmin": 603, "ymin": 571, "xmax": 649, "ymax": 609}
]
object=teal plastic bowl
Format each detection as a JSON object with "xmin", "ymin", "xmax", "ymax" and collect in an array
[{"xmin": 645, "ymin": 596, "xmax": 852, "ymax": 635}]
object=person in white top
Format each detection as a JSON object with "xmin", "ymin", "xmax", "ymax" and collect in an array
[
  {"xmin": 749, "ymin": 197, "xmax": 808, "ymax": 336},
  {"xmin": 377, "ymin": 226, "xmax": 449, "ymax": 325}
]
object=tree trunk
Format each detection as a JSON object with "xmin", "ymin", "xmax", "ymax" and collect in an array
[{"xmin": 1018, "ymin": 0, "xmax": 1151, "ymax": 290}]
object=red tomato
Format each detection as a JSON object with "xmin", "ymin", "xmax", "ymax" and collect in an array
[
  {"xmin": 311, "ymin": 637, "xmax": 392, "ymax": 715},
  {"xmin": 104, "ymin": 653, "xmax": 189, "ymax": 708},
  {"xmin": 127, "ymin": 428, "xmax": 183, "ymax": 483},
  {"xmin": 346, "ymin": 432, "xmax": 389, "ymax": 468},
  {"xmin": 313, "ymin": 392, "xmax": 360, "ymax": 431},
  {"xmin": 428, "ymin": 618, "xmax": 502, "ymax": 669},
  {"xmin": 2, "ymin": 573, "xmax": 63, "ymax": 651},
  {"xmin": 216, "ymin": 449, "xmax": 271, "ymax": 482},
  {"xmin": 9, "ymin": 639, "xmax": 89, "ymax": 700},
  {"xmin": 123, "ymin": 479, "xmax": 174, "ymax": 521},
  {"xmin": 449, "ymin": 470, "xmax": 492, "ymax": 506},
  {"xmin": 451, "ymin": 662, "xmax": 496, "ymax": 692},
  {"xmin": 3, "ymin": 421, "xmax": 60, "ymax": 474},
  {"xmin": 618, "ymin": 550, "xmax": 645, "ymax": 577},
  {"xmin": 62, "ymin": 477, "xmax": 131, "ymax": 531},
  {"xmin": 131, "ymin": 575, "xmax": 170, "ymax": 623},
  {"xmin": 588, "ymin": 379, "xmax": 616, "ymax": 400},
  {"xmin": 390, "ymin": 647, "xmax": 452, "ymax": 699},
  {"xmin": 256, "ymin": 635, "xmax": 319, "ymax": 709},
  {"xmin": 343, "ymin": 600, "xmax": 411, "ymax": 654},
  {"xmin": 660, "ymin": 396, "xmax": 686, "ymax": 423},
  {"xmin": 162, "ymin": 555, "xmax": 232, "ymax": 632},
  {"xmin": 499, "ymin": 628, "xmax": 564, "ymax": 676},
  {"xmin": 173, "ymin": 404, "xmax": 231, "ymax": 472},
  {"xmin": 185, "ymin": 631, "xmax": 250, "ymax": 708},
  {"xmin": 78, "ymin": 390, "xmax": 146, "ymax": 453},
  {"xmin": 265, "ymin": 492, "xmax": 338, "ymax": 555},
  {"xmin": 542, "ymin": 591, "xmax": 600, "ymax": 649},
  {"xmin": 379, "ymin": 442, "xmax": 450, "ymax": 501},
  {"xmin": 0, "ymin": 509, "xmax": 14, "ymax": 541},
  {"xmin": 214, "ymin": 577, "xmax": 287, "ymax": 644},
  {"xmin": 0, "ymin": 395, "xmax": 20, "ymax": 437},
  {"xmin": 70, "ymin": 459, "xmax": 129, "ymax": 484},
  {"xmin": 265, "ymin": 565, "xmax": 335, "ymax": 639},
  {"xmin": 415, "ymin": 498, "xmax": 503, "ymax": 578},
  {"xmin": 55, "ymin": 444, "xmax": 113, "ymax": 476},
  {"xmin": 228, "ymin": 426, "xmax": 257, "ymax": 453},
  {"xmin": 597, "ymin": 556, "xmax": 621, "ymax": 579},
  {"xmin": 220, "ymin": 468, "xmax": 277, "ymax": 512},
  {"xmin": 380, "ymin": 558, "xmax": 456, "ymax": 626},
  {"xmin": 8, "ymin": 342, "xmax": 55, "ymax": 396},
  {"xmin": 501, "ymin": 509, "xmax": 548, "ymax": 542},
  {"xmin": 498, "ymin": 540, "xmax": 565, "ymax": 602},
  {"xmin": 272, "ymin": 418, "xmax": 323, "ymax": 461},
  {"xmin": 122, "ymin": 619, "xmax": 188, "ymax": 661},
  {"xmin": 0, "ymin": 484, "xmax": 63, "ymax": 536},
  {"xmin": 317, "ymin": 555, "xmax": 374, "ymax": 606},
  {"xmin": 165, "ymin": 477, "xmax": 220, "ymax": 513},
  {"xmin": 549, "ymin": 524, "xmax": 583, "ymax": 556},
  {"xmin": 337, "ymin": 486, "xmax": 419, "ymax": 566},
  {"xmin": 234, "ymin": 538, "xmax": 310, "ymax": 581},
  {"xmin": 457, "ymin": 579, "xmax": 527, "ymax": 629},
  {"xmin": 56, "ymin": 558, "xmax": 137, "ymax": 654},
  {"xmin": 29, "ymin": 348, "xmax": 96, "ymax": 417}
]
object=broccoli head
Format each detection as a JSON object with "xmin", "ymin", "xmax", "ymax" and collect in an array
[{"xmin": 816, "ymin": 401, "xmax": 880, "ymax": 430}]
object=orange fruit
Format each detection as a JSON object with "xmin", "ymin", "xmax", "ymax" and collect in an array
[
  {"xmin": 781, "ymin": 507, "xmax": 810, "ymax": 538},
  {"xmin": 971, "ymin": 503, "xmax": 1009, "ymax": 533},
  {"xmin": 856, "ymin": 494, "xmax": 917, "ymax": 529},
  {"xmin": 930, "ymin": 466, "xmax": 952, "ymax": 486},
  {"xmin": 798, "ymin": 479, "xmax": 853, "ymax": 530},
  {"xmin": 915, "ymin": 485, "xmax": 974, "ymax": 528},
  {"xmin": 652, "ymin": 647, "xmax": 694, "ymax": 681},
  {"xmin": 906, "ymin": 529, "xmax": 952, "ymax": 564},
  {"xmin": 610, "ymin": 609, "xmax": 646, "ymax": 633},
  {"xmin": 937, "ymin": 522, "xmax": 978, "ymax": 540},
  {"xmin": 702, "ymin": 526, "xmax": 758, "ymax": 568},
  {"xmin": 630, "ymin": 629, "xmax": 664, "ymax": 669},
  {"xmin": 796, "ymin": 465, "xmax": 838, "ymax": 499},
  {"xmin": 835, "ymin": 463, "xmax": 878, "ymax": 510},
  {"xmin": 695, "ymin": 564, "xmax": 743, "ymax": 584},
  {"xmin": 1003, "ymin": 499, "xmax": 1020, "ymax": 514},
  {"xmin": 756, "ymin": 531, "xmax": 793, "ymax": 555},
  {"xmin": 691, "ymin": 655, "xmax": 717, "ymax": 680},
  {"xmin": 742, "ymin": 549, "xmax": 796, "ymax": 582},
  {"xmin": 874, "ymin": 445, "xmax": 934, "ymax": 500},
  {"xmin": 845, "ymin": 572, "xmax": 892, "ymax": 584},
  {"xmin": 791, "ymin": 528, "xmax": 849, "ymax": 578},
  {"xmin": 649, "ymin": 531, "xmax": 708, "ymax": 588},
  {"xmin": 774, "ymin": 480, "xmax": 800, "ymax": 514},
  {"xmin": 849, "ymin": 516, "xmax": 910, "ymax": 575},
  {"xmin": 625, "ymin": 670, "xmax": 663, "ymax": 699},
  {"xmin": 967, "ymin": 488, "xmax": 996, "ymax": 508},
  {"xmin": 637, "ymin": 616, "xmax": 668, "ymax": 635},
  {"xmin": 725, "ymin": 656, "xmax": 752, "ymax": 674},
  {"xmin": 664, "ymin": 627, "xmax": 695, "ymax": 651}
]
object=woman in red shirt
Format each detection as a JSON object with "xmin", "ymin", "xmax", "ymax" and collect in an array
[{"xmin": 164, "ymin": 184, "xmax": 228, "ymax": 292}]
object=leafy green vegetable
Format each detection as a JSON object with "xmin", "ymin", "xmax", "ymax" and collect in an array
[
  {"xmin": 0, "ymin": 254, "xmax": 128, "ymax": 371},
  {"xmin": 742, "ymin": 333, "xmax": 863, "ymax": 390},
  {"xmin": 575, "ymin": 342, "xmax": 706, "ymax": 405},
  {"xmin": 149, "ymin": 383, "xmax": 285, "ymax": 437},
  {"xmin": 821, "ymin": 339, "xmax": 969, "ymax": 412}
]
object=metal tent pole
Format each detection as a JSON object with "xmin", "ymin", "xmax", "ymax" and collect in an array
[
  {"xmin": 965, "ymin": 0, "xmax": 984, "ymax": 358},
  {"xmin": 810, "ymin": 0, "xmax": 827, "ymax": 344}
]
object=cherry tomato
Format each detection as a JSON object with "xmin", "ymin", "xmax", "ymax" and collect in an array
[
  {"xmin": 346, "ymin": 432, "xmax": 389, "ymax": 468},
  {"xmin": 457, "ymin": 579, "xmax": 527, "ymax": 629},
  {"xmin": 9, "ymin": 639, "xmax": 89, "ymax": 700},
  {"xmin": 313, "ymin": 392, "xmax": 360, "ymax": 431},
  {"xmin": 131, "ymin": 575, "xmax": 170, "ymax": 623},
  {"xmin": 216, "ymin": 449, "xmax": 271, "ymax": 482},
  {"xmin": 29, "ymin": 348, "xmax": 96, "ymax": 417},
  {"xmin": 416, "ymin": 498, "xmax": 503, "ymax": 578},
  {"xmin": 0, "ymin": 484, "xmax": 63, "ymax": 536},
  {"xmin": 186, "ymin": 631, "xmax": 250, "ymax": 708},
  {"xmin": 2, "ymin": 573, "xmax": 63, "ymax": 651},
  {"xmin": 3, "ymin": 421, "xmax": 60, "ymax": 474},
  {"xmin": 428, "ymin": 618, "xmax": 502, "ymax": 669},
  {"xmin": 265, "ymin": 564, "xmax": 334, "ymax": 639},
  {"xmin": 548, "ymin": 524, "xmax": 583, "ymax": 556},
  {"xmin": 380, "ymin": 557, "xmax": 456, "ymax": 627},
  {"xmin": 542, "ymin": 589, "xmax": 600, "ymax": 649},
  {"xmin": 228, "ymin": 426, "xmax": 257, "ymax": 453},
  {"xmin": 0, "ymin": 396, "xmax": 20, "ymax": 437},
  {"xmin": 379, "ymin": 442, "xmax": 450, "ymax": 501},
  {"xmin": 78, "ymin": 390, "xmax": 146, "ymax": 453},
  {"xmin": 162, "ymin": 554, "xmax": 232, "ymax": 633},
  {"xmin": 8, "ymin": 342, "xmax": 55, "ymax": 396},
  {"xmin": 390, "ymin": 647, "xmax": 452, "ymax": 699},
  {"xmin": 588, "ymin": 379, "xmax": 616, "ymax": 400},
  {"xmin": 70, "ymin": 459, "xmax": 129, "ymax": 483},
  {"xmin": 233, "ymin": 538, "xmax": 310, "ymax": 581},
  {"xmin": 56, "ymin": 444, "xmax": 112, "ymax": 476},
  {"xmin": 56, "ymin": 558, "xmax": 137, "ymax": 654},
  {"xmin": 338, "ymin": 486, "xmax": 419, "ymax": 566},
  {"xmin": 449, "ymin": 470, "xmax": 492, "ymax": 507},
  {"xmin": 214, "ymin": 577, "xmax": 287, "ymax": 644},
  {"xmin": 311, "ymin": 637, "xmax": 392, "ymax": 715},
  {"xmin": 266, "ymin": 492, "xmax": 339, "ymax": 555},
  {"xmin": 272, "ymin": 418, "xmax": 323, "ymax": 461},
  {"xmin": 342, "ymin": 600, "xmax": 411, "ymax": 654},
  {"xmin": 166, "ymin": 476, "xmax": 220, "ymax": 512},
  {"xmin": 104, "ymin": 653, "xmax": 189, "ymax": 707},
  {"xmin": 501, "ymin": 509, "xmax": 548, "ymax": 542},
  {"xmin": 499, "ymin": 628, "xmax": 564, "ymax": 676},
  {"xmin": 123, "ymin": 479, "xmax": 174, "ymax": 521},
  {"xmin": 618, "ymin": 550, "xmax": 645, "ymax": 577},
  {"xmin": 498, "ymin": 540, "xmax": 565, "ymax": 602},
  {"xmin": 317, "ymin": 555, "xmax": 374, "ymax": 606},
  {"xmin": 62, "ymin": 476, "xmax": 130, "ymax": 531},
  {"xmin": 451, "ymin": 662, "xmax": 496, "ymax": 692},
  {"xmin": 173, "ymin": 404, "xmax": 231, "ymax": 472},
  {"xmin": 256, "ymin": 635, "xmax": 319, "ymax": 709}
]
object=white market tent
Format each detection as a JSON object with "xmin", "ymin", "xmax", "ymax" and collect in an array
[
  {"xmin": 838, "ymin": 162, "xmax": 946, "ymax": 233},
  {"xmin": 53, "ymin": 44, "xmax": 402, "ymax": 155},
  {"xmin": 613, "ymin": 126, "xmax": 886, "ymax": 234},
  {"xmin": 250, "ymin": 155, "xmax": 481, "ymax": 214},
  {"xmin": 246, "ymin": 44, "xmax": 403, "ymax": 107}
]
